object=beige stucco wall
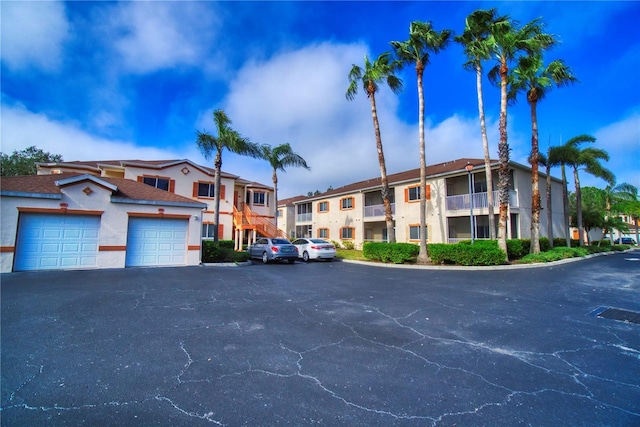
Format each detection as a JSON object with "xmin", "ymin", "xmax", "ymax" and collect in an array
[{"xmin": 1, "ymin": 180, "xmax": 204, "ymax": 273}]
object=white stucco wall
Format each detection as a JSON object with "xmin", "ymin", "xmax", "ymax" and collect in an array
[{"xmin": 1, "ymin": 180, "xmax": 204, "ymax": 273}]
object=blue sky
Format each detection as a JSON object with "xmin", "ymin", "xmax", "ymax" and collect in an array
[{"xmin": 2, "ymin": 1, "xmax": 638, "ymax": 199}]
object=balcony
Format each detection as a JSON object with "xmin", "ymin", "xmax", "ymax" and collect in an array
[
  {"xmin": 296, "ymin": 212, "xmax": 313, "ymax": 222},
  {"xmin": 445, "ymin": 190, "xmax": 518, "ymax": 211},
  {"xmin": 364, "ymin": 203, "xmax": 395, "ymax": 218}
]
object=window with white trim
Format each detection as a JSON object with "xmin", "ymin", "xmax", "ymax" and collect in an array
[
  {"xmin": 198, "ymin": 183, "xmax": 215, "ymax": 198},
  {"xmin": 341, "ymin": 227, "xmax": 354, "ymax": 239}
]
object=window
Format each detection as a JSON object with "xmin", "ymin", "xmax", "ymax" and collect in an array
[
  {"xmin": 253, "ymin": 191, "xmax": 267, "ymax": 205},
  {"xmin": 277, "ymin": 209, "xmax": 283, "ymax": 218},
  {"xmin": 202, "ymin": 223, "xmax": 215, "ymax": 238},
  {"xmin": 341, "ymin": 197, "xmax": 354, "ymax": 210},
  {"xmin": 341, "ymin": 227, "xmax": 355, "ymax": 240},
  {"xmin": 202, "ymin": 223, "xmax": 223, "ymax": 239},
  {"xmin": 318, "ymin": 228, "xmax": 329, "ymax": 239},
  {"xmin": 143, "ymin": 176, "xmax": 170, "ymax": 191},
  {"xmin": 408, "ymin": 186, "xmax": 420, "ymax": 201},
  {"xmin": 474, "ymin": 180, "xmax": 488, "ymax": 193},
  {"xmin": 198, "ymin": 183, "xmax": 215, "ymax": 198},
  {"xmin": 409, "ymin": 225, "xmax": 427, "ymax": 241},
  {"xmin": 318, "ymin": 201, "xmax": 329, "ymax": 213},
  {"xmin": 405, "ymin": 185, "xmax": 430, "ymax": 202}
]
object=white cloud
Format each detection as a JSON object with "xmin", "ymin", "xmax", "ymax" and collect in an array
[
  {"xmin": 108, "ymin": 2, "xmax": 221, "ymax": 74},
  {"xmin": 1, "ymin": 0, "xmax": 70, "ymax": 72},
  {"xmin": 0, "ymin": 102, "xmax": 188, "ymax": 162},
  {"xmin": 211, "ymin": 42, "xmax": 503, "ymax": 198},
  {"xmin": 593, "ymin": 111, "xmax": 640, "ymax": 189}
]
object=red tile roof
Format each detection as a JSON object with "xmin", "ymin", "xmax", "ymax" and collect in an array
[{"xmin": 1, "ymin": 173, "xmax": 205, "ymax": 206}]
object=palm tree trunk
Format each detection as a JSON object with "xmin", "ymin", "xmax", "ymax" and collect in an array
[
  {"xmin": 496, "ymin": 61, "xmax": 510, "ymax": 260},
  {"xmin": 272, "ymin": 169, "xmax": 278, "ymax": 233},
  {"xmin": 369, "ymin": 91, "xmax": 395, "ymax": 243},
  {"xmin": 213, "ymin": 151, "xmax": 223, "ymax": 243},
  {"xmin": 476, "ymin": 63, "xmax": 496, "ymax": 240},
  {"xmin": 573, "ymin": 167, "xmax": 584, "ymax": 246},
  {"xmin": 529, "ymin": 100, "xmax": 541, "ymax": 254},
  {"xmin": 561, "ymin": 164, "xmax": 570, "ymax": 247},
  {"xmin": 545, "ymin": 153, "xmax": 553, "ymax": 248},
  {"xmin": 417, "ymin": 67, "xmax": 429, "ymax": 264}
]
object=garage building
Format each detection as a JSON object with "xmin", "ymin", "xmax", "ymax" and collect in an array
[{"xmin": 1, "ymin": 173, "xmax": 206, "ymax": 272}]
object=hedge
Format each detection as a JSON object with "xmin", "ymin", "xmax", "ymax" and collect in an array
[
  {"xmin": 428, "ymin": 241, "xmax": 507, "ymax": 266},
  {"xmin": 362, "ymin": 242, "xmax": 419, "ymax": 264},
  {"xmin": 202, "ymin": 240, "xmax": 250, "ymax": 263}
]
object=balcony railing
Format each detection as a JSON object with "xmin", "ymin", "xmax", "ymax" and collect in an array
[
  {"xmin": 296, "ymin": 212, "xmax": 313, "ymax": 222},
  {"xmin": 364, "ymin": 203, "xmax": 395, "ymax": 218},
  {"xmin": 445, "ymin": 190, "xmax": 518, "ymax": 211}
]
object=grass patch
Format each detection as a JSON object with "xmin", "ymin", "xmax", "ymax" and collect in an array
[{"xmin": 335, "ymin": 248, "xmax": 367, "ymax": 261}]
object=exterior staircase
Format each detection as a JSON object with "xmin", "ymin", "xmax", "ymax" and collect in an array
[{"xmin": 233, "ymin": 204, "xmax": 287, "ymax": 239}]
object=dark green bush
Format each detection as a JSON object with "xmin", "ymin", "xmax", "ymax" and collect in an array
[
  {"xmin": 202, "ymin": 240, "xmax": 249, "ymax": 263},
  {"xmin": 428, "ymin": 242, "xmax": 506, "ymax": 266},
  {"xmin": 519, "ymin": 246, "xmax": 590, "ymax": 263},
  {"xmin": 363, "ymin": 242, "xmax": 419, "ymax": 264}
]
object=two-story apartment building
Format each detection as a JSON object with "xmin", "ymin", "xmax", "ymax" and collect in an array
[
  {"xmin": 277, "ymin": 158, "xmax": 566, "ymax": 247},
  {"xmin": 35, "ymin": 159, "xmax": 279, "ymax": 251},
  {"xmin": 0, "ymin": 159, "xmax": 280, "ymax": 272}
]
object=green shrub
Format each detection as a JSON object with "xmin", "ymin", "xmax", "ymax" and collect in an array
[
  {"xmin": 342, "ymin": 241, "xmax": 355, "ymax": 250},
  {"xmin": 331, "ymin": 240, "xmax": 342, "ymax": 249},
  {"xmin": 519, "ymin": 246, "xmax": 591, "ymax": 263},
  {"xmin": 362, "ymin": 242, "xmax": 419, "ymax": 264},
  {"xmin": 202, "ymin": 240, "xmax": 249, "ymax": 263},
  {"xmin": 428, "ymin": 242, "xmax": 506, "ymax": 266}
]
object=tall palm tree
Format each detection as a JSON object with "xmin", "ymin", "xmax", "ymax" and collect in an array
[
  {"xmin": 509, "ymin": 53, "xmax": 577, "ymax": 254},
  {"xmin": 196, "ymin": 110, "xmax": 261, "ymax": 242},
  {"xmin": 562, "ymin": 134, "xmax": 615, "ymax": 246},
  {"xmin": 455, "ymin": 8, "xmax": 508, "ymax": 242},
  {"xmin": 488, "ymin": 17, "xmax": 555, "ymax": 258},
  {"xmin": 260, "ymin": 143, "xmax": 310, "ymax": 232},
  {"xmin": 391, "ymin": 21, "xmax": 451, "ymax": 264},
  {"xmin": 548, "ymin": 142, "xmax": 572, "ymax": 246},
  {"xmin": 537, "ymin": 149, "xmax": 554, "ymax": 248},
  {"xmin": 346, "ymin": 52, "xmax": 403, "ymax": 243}
]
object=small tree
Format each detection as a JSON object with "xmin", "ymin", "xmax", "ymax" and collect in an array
[
  {"xmin": 1, "ymin": 146, "xmax": 63, "ymax": 176},
  {"xmin": 196, "ymin": 110, "xmax": 261, "ymax": 242},
  {"xmin": 260, "ymin": 143, "xmax": 309, "ymax": 232}
]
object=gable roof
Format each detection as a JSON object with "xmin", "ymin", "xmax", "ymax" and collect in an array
[
  {"xmin": 36, "ymin": 159, "xmax": 240, "ymax": 180},
  {"xmin": 293, "ymin": 158, "xmax": 492, "ymax": 203},
  {"xmin": 1, "ymin": 173, "xmax": 206, "ymax": 208},
  {"xmin": 278, "ymin": 195, "xmax": 308, "ymax": 206}
]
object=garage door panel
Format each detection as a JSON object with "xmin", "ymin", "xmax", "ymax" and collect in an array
[
  {"xmin": 15, "ymin": 214, "xmax": 100, "ymax": 271},
  {"xmin": 125, "ymin": 218, "xmax": 188, "ymax": 267}
]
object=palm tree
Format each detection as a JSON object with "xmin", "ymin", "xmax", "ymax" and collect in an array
[
  {"xmin": 562, "ymin": 134, "xmax": 615, "ymax": 245},
  {"xmin": 613, "ymin": 183, "xmax": 640, "ymax": 244},
  {"xmin": 196, "ymin": 110, "xmax": 261, "ymax": 242},
  {"xmin": 548, "ymin": 141, "xmax": 573, "ymax": 247},
  {"xmin": 260, "ymin": 143, "xmax": 310, "ymax": 232},
  {"xmin": 487, "ymin": 16, "xmax": 555, "ymax": 258},
  {"xmin": 509, "ymin": 53, "xmax": 577, "ymax": 253},
  {"xmin": 455, "ymin": 9, "xmax": 508, "ymax": 242},
  {"xmin": 346, "ymin": 52, "xmax": 403, "ymax": 243},
  {"xmin": 538, "ymin": 149, "xmax": 554, "ymax": 248},
  {"xmin": 391, "ymin": 21, "xmax": 451, "ymax": 264}
]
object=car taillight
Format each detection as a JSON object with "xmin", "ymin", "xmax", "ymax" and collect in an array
[
  {"xmin": 311, "ymin": 245, "xmax": 320, "ymax": 250},
  {"xmin": 271, "ymin": 246, "xmax": 279, "ymax": 252}
]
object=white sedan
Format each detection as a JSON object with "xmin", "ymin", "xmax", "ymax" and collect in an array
[{"xmin": 292, "ymin": 238, "xmax": 336, "ymax": 262}]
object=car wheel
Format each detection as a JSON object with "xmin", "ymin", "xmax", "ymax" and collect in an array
[
  {"xmin": 302, "ymin": 251, "xmax": 310, "ymax": 262},
  {"xmin": 262, "ymin": 252, "xmax": 269, "ymax": 264},
  {"xmin": 287, "ymin": 259, "xmax": 296, "ymax": 264}
]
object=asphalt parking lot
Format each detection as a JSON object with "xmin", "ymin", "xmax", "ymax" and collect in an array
[{"xmin": 2, "ymin": 252, "xmax": 639, "ymax": 426}]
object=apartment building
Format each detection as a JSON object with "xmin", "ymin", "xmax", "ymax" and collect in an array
[
  {"xmin": 277, "ymin": 158, "xmax": 566, "ymax": 247},
  {"xmin": 36, "ymin": 159, "xmax": 278, "ymax": 251}
]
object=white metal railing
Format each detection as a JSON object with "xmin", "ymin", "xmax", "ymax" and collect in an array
[
  {"xmin": 296, "ymin": 212, "xmax": 313, "ymax": 222},
  {"xmin": 445, "ymin": 190, "xmax": 518, "ymax": 211},
  {"xmin": 364, "ymin": 203, "xmax": 395, "ymax": 217}
]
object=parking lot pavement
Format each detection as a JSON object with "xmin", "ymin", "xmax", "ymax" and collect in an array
[{"xmin": 2, "ymin": 253, "xmax": 639, "ymax": 426}]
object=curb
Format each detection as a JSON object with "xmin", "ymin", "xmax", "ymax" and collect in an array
[
  {"xmin": 337, "ymin": 248, "xmax": 637, "ymax": 271},
  {"xmin": 201, "ymin": 261, "xmax": 252, "ymax": 267}
]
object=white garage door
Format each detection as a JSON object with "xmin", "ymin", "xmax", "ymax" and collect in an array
[
  {"xmin": 125, "ymin": 217, "xmax": 188, "ymax": 267},
  {"xmin": 14, "ymin": 214, "xmax": 100, "ymax": 271}
]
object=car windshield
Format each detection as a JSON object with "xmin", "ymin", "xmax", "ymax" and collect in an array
[
  {"xmin": 272, "ymin": 239, "xmax": 290, "ymax": 245},
  {"xmin": 309, "ymin": 239, "xmax": 328, "ymax": 244}
]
